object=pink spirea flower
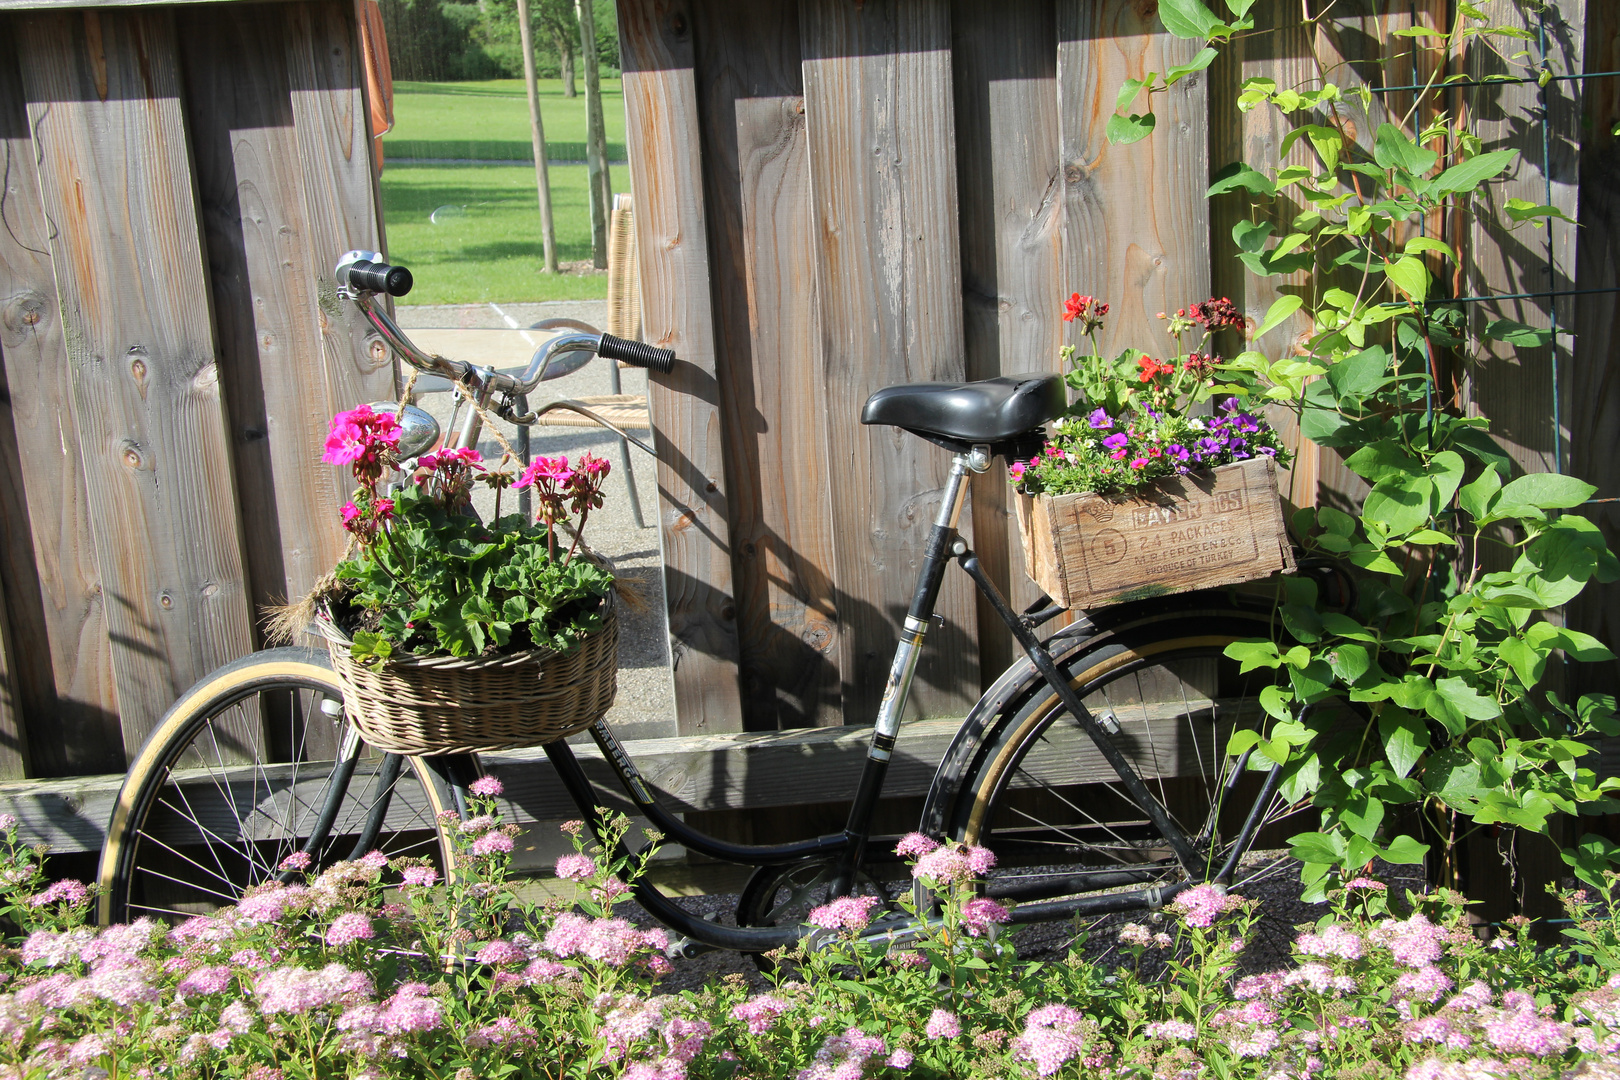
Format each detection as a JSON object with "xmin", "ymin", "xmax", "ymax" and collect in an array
[
  {"xmin": 1146, "ymin": 1020, "xmax": 1197, "ymax": 1041},
  {"xmin": 176, "ymin": 965, "xmax": 232, "ymax": 997},
  {"xmin": 325, "ymin": 913, "xmax": 375, "ymax": 948},
  {"xmin": 544, "ymin": 913, "xmax": 666, "ymax": 967},
  {"xmin": 235, "ymin": 889, "xmax": 289, "ymax": 925},
  {"xmin": 1013, "ymin": 1005, "xmax": 1086, "ymax": 1078},
  {"xmin": 357, "ymin": 850, "xmax": 389, "ymax": 872},
  {"xmin": 732, "ymin": 994, "xmax": 791, "ymax": 1036},
  {"xmin": 401, "ymin": 865, "xmax": 438, "ymax": 887},
  {"xmin": 278, "ymin": 851, "xmax": 313, "ymax": 873},
  {"xmin": 1284, "ymin": 962, "xmax": 1356, "ymax": 995},
  {"xmin": 28, "ymin": 880, "xmax": 90, "ymax": 908},
  {"xmin": 797, "ymin": 1027, "xmax": 887, "ymax": 1080},
  {"xmin": 1170, "ymin": 883, "xmax": 1234, "ymax": 928},
  {"xmin": 1295, "ymin": 923, "xmax": 1364, "ymax": 961},
  {"xmin": 254, "ymin": 963, "xmax": 371, "ymax": 1016},
  {"xmin": 472, "ymin": 832, "xmax": 514, "ymax": 857},
  {"xmin": 469, "ymin": 775, "xmax": 504, "ymax": 797},
  {"xmin": 1370, "ymin": 914, "xmax": 1448, "ymax": 968},
  {"xmin": 894, "ymin": 832, "xmax": 939, "ymax": 858},
  {"xmin": 22, "ymin": 927, "xmax": 97, "ymax": 967},
  {"xmin": 1394, "ymin": 965, "xmax": 1454, "ymax": 1004},
  {"xmin": 522, "ymin": 958, "xmax": 576, "ymax": 984},
  {"xmin": 1345, "ymin": 877, "xmax": 1387, "ymax": 891},
  {"xmin": 807, "ymin": 895, "xmax": 881, "ymax": 932},
  {"xmin": 1482, "ymin": 1003, "xmax": 1572, "ymax": 1056},
  {"xmin": 925, "ymin": 1009, "xmax": 961, "ymax": 1040},
  {"xmin": 912, "ymin": 843, "xmax": 994, "ymax": 886},
  {"xmin": 555, "ymin": 854, "xmax": 597, "ymax": 880},
  {"xmin": 475, "ymin": 940, "xmax": 527, "ymax": 966},
  {"xmin": 960, "ymin": 897, "xmax": 1010, "ymax": 937},
  {"xmin": 886, "ymin": 1048, "xmax": 914, "ymax": 1069}
]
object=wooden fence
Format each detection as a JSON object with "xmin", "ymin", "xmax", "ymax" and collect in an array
[
  {"xmin": 0, "ymin": 0, "xmax": 391, "ymax": 780},
  {"xmin": 620, "ymin": 0, "xmax": 1617, "ymax": 739}
]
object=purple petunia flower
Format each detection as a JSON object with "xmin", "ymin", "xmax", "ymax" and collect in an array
[
  {"xmin": 1102, "ymin": 433, "xmax": 1129, "ymax": 451},
  {"xmin": 1086, "ymin": 408, "xmax": 1113, "ymax": 430}
]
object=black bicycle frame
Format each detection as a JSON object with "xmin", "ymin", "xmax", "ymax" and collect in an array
[{"xmin": 537, "ymin": 447, "xmax": 1275, "ymax": 952}]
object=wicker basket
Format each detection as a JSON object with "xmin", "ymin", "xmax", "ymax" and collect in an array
[{"xmin": 319, "ymin": 607, "xmax": 618, "ymax": 755}]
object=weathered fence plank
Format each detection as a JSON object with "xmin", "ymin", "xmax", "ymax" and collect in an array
[
  {"xmin": 1055, "ymin": 1, "xmax": 1211, "ymax": 360},
  {"xmin": 800, "ymin": 0, "xmax": 980, "ymax": 725},
  {"xmin": 1567, "ymin": 0, "xmax": 1619, "ymax": 780},
  {"xmin": 0, "ymin": 50, "xmax": 119, "ymax": 777},
  {"xmin": 16, "ymin": 8, "xmax": 255, "ymax": 759},
  {"xmin": 179, "ymin": 3, "xmax": 353, "ymax": 658},
  {"xmin": 690, "ymin": 0, "xmax": 842, "ymax": 731},
  {"xmin": 285, "ymin": 1, "xmax": 397, "ymax": 419},
  {"xmin": 1465, "ymin": 0, "xmax": 1584, "ymax": 482},
  {"xmin": 951, "ymin": 0, "xmax": 1065, "ymax": 678},
  {"xmin": 618, "ymin": 0, "xmax": 746, "ymax": 735}
]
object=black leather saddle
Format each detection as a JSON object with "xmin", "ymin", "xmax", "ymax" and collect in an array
[{"xmin": 860, "ymin": 374, "xmax": 1066, "ymax": 452}]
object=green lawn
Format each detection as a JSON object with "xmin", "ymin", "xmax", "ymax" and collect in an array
[
  {"xmin": 379, "ymin": 163, "xmax": 613, "ymax": 304},
  {"xmin": 382, "ymin": 78, "xmax": 626, "ymax": 163}
]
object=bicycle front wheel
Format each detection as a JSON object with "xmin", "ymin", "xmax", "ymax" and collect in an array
[
  {"xmin": 98, "ymin": 647, "xmax": 475, "ymax": 926},
  {"xmin": 925, "ymin": 608, "xmax": 1310, "ymax": 912}
]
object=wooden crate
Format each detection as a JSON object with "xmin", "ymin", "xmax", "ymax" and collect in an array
[{"xmin": 1015, "ymin": 458, "xmax": 1295, "ymax": 610}]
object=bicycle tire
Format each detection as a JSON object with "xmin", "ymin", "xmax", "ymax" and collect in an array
[
  {"xmin": 98, "ymin": 647, "xmax": 477, "ymax": 926},
  {"xmin": 921, "ymin": 608, "xmax": 1308, "ymax": 913}
]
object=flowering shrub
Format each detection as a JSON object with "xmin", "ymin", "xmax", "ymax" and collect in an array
[
  {"xmin": 1, "ymin": 802, "xmax": 1618, "ymax": 1078},
  {"xmin": 1013, "ymin": 295, "xmax": 1290, "ymax": 497},
  {"xmin": 317, "ymin": 403, "xmax": 615, "ymax": 661}
]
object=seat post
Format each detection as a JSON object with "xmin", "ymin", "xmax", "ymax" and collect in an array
[{"xmin": 835, "ymin": 451, "xmax": 979, "ymax": 886}]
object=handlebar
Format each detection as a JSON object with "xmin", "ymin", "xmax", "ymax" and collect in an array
[{"xmin": 333, "ymin": 251, "xmax": 677, "ymax": 398}]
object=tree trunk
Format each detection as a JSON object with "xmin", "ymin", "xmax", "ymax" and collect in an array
[
  {"xmin": 560, "ymin": 35, "xmax": 576, "ymax": 98},
  {"xmin": 517, "ymin": 0, "xmax": 558, "ymax": 272},
  {"xmin": 577, "ymin": 0, "xmax": 610, "ymax": 269}
]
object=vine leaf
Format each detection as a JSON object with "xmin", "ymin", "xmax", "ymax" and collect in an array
[
  {"xmin": 1431, "ymin": 148, "xmax": 1517, "ymax": 195},
  {"xmin": 1255, "ymin": 294, "xmax": 1303, "ymax": 338},
  {"xmin": 1158, "ymin": 0, "xmax": 1226, "ymax": 39},
  {"xmin": 1106, "ymin": 112, "xmax": 1157, "ymax": 145}
]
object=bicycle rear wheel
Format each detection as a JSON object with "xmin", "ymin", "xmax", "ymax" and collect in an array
[
  {"xmin": 98, "ymin": 647, "xmax": 476, "ymax": 926},
  {"xmin": 924, "ymin": 608, "xmax": 1313, "ymax": 913}
]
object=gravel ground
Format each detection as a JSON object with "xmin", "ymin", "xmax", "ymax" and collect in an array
[{"xmin": 392, "ymin": 305, "xmax": 1424, "ymax": 995}]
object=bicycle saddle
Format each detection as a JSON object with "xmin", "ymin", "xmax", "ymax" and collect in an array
[{"xmin": 860, "ymin": 374, "xmax": 1066, "ymax": 446}]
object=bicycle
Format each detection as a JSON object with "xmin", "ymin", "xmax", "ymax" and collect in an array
[{"xmin": 95, "ymin": 252, "xmax": 1305, "ymax": 954}]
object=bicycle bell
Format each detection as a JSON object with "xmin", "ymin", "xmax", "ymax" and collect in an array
[{"xmin": 366, "ymin": 401, "xmax": 441, "ymax": 461}]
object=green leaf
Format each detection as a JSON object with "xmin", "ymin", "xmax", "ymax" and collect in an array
[
  {"xmin": 1504, "ymin": 198, "xmax": 1576, "ymax": 226},
  {"xmin": 1341, "ymin": 794, "xmax": 1385, "ymax": 839},
  {"xmin": 1158, "ymin": 0, "xmax": 1226, "ymax": 38},
  {"xmin": 1224, "ymin": 0, "xmax": 1257, "ymax": 14},
  {"xmin": 1451, "ymin": 428, "xmax": 1515, "ymax": 474},
  {"xmin": 1232, "ymin": 219, "xmax": 1274, "ymax": 253},
  {"xmin": 1381, "ymin": 835, "xmax": 1429, "ymax": 865},
  {"xmin": 1380, "ymin": 709, "xmax": 1429, "ymax": 778},
  {"xmin": 1432, "ymin": 149, "xmax": 1517, "ymax": 195},
  {"xmin": 1497, "ymin": 472, "xmax": 1597, "ymax": 511},
  {"xmin": 1373, "ymin": 122, "xmax": 1438, "ymax": 175},
  {"xmin": 1499, "ymin": 634, "xmax": 1547, "ymax": 690},
  {"xmin": 1434, "ymin": 676, "xmax": 1501, "ymax": 720},
  {"xmin": 1543, "ymin": 627, "xmax": 1617, "ymax": 663},
  {"xmin": 1459, "ymin": 466, "xmax": 1502, "ymax": 520},
  {"xmin": 1324, "ymin": 346, "xmax": 1389, "ymax": 402},
  {"xmin": 1483, "ymin": 318, "xmax": 1554, "ymax": 348},
  {"xmin": 1225, "ymin": 639, "xmax": 1283, "ymax": 671},
  {"xmin": 1289, "ymin": 831, "xmax": 1346, "ymax": 866},
  {"xmin": 1116, "ymin": 75, "xmax": 1154, "ymax": 113},
  {"xmin": 1107, "ymin": 112, "xmax": 1157, "ymax": 145},
  {"xmin": 1385, "ymin": 255, "xmax": 1431, "ymax": 303},
  {"xmin": 1405, "ymin": 236, "xmax": 1455, "ymax": 259},
  {"xmin": 1255, "ymin": 294, "xmax": 1304, "ymax": 338},
  {"xmin": 1260, "ymin": 683, "xmax": 1294, "ymax": 721},
  {"xmin": 1165, "ymin": 47, "xmax": 1218, "ymax": 85},
  {"xmin": 1208, "ymin": 161, "xmax": 1277, "ymax": 198},
  {"xmin": 1429, "ymin": 451, "xmax": 1466, "ymax": 511},
  {"xmin": 1363, "ymin": 475, "xmax": 1434, "ymax": 537}
]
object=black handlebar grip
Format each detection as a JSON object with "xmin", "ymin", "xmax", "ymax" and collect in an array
[
  {"xmin": 341, "ymin": 259, "xmax": 414, "ymax": 298},
  {"xmin": 597, "ymin": 333, "xmax": 676, "ymax": 374}
]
